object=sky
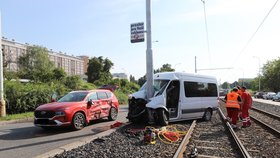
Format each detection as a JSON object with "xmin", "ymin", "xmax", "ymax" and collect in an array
[{"xmin": 0, "ymin": 0, "xmax": 279, "ymax": 84}]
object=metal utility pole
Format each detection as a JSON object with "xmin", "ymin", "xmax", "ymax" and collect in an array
[
  {"xmin": 195, "ymin": 56, "xmax": 197, "ymax": 73},
  {"xmin": 146, "ymin": 0, "xmax": 154, "ymax": 99},
  {"xmin": 253, "ymin": 56, "xmax": 261, "ymax": 92},
  {"xmin": 0, "ymin": 12, "xmax": 6, "ymax": 117}
]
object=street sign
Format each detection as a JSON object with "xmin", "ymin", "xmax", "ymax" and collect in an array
[{"xmin": 130, "ymin": 22, "xmax": 144, "ymax": 43}]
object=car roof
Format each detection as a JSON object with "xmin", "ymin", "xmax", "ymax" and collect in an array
[{"xmin": 70, "ymin": 89, "xmax": 111, "ymax": 93}]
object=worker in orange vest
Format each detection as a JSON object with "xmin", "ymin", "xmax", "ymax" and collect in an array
[
  {"xmin": 236, "ymin": 86, "xmax": 243, "ymax": 120},
  {"xmin": 240, "ymin": 86, "xmax": 252, "ymax": 128},
  {"xmin": 224, "ymin": 87, "xmax": 242, "ymax": 129}
]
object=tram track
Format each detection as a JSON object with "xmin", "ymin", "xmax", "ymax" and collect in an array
[
  {"xmin": 219, "ymin": 100, "xmax": 280, "ymax": 157},
  {"xmin": 175, "ymin": 108, "xmax": 246, "ymax": 158}
]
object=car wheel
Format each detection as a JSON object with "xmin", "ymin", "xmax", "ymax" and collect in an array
[
  {"xmin": 108, "ymin": 107, "xmax": 118, "ymax": 121},
  {"xmin": 203, "ymin": 109, "xmax": 212, "ymax": 121},
  {"xmin": 156, "ymin": 108, "xmax": 168, "ymax": 126},
  {"xmin": 72, "ymin": 112, "xmax": 86, "ymax": 130}
]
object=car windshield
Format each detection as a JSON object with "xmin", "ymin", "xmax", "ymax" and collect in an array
[{"xmin": 57, "ymin": 92, "xmax": 88, "ymax": 102}]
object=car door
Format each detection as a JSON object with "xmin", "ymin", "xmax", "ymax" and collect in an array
[
  {"xmin": 97, "ymin": 91, "xmax": 111, "ymax": 117},
  {"xmin": 86, "ymin": 92, "xmax": 101, "ymax": 120}
]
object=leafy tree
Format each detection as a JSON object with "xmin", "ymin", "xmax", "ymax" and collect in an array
[
  {"xmin": 221, "ymin": 82, "xmax": 230, "ymax": 89},
  {"xmin": 154, "ymin": 63, "xmax": 175, "ymax": 73},
  {"xmin": 129, "ymin": 75, "xmax": 137, "ymax": 83},
  {"xmin": 138, "ymin": 63, "xmax": 175, "ymax": 86},
  {"xmin": 17, "ymin": 46, "xmax": 55, "ymax": 82},
  {"xmin": 64, "ymin": 75, "xmax": 82, "ymax": 90},
  {"xmin": 87, "ymin": 56, "xmax": 113, "ymax": 83},
  {"xmin": 138, "ymin": 75, "xmax": 146, "ymax": 87},
  {"xmin": 261, "ymin": 58, "xmax": 280, "ymax": 92},
  {"xmin": 52, "ymin": 68, "xmax": 67, "ymax": 81},
  {"xmin": 4, "ymin": 71, "xmax": 18, "ymax": 80}
]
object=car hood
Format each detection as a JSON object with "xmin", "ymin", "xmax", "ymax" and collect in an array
[{"xmin": 36, "ymin": 102, "xmax": 83, "ymax": 111}]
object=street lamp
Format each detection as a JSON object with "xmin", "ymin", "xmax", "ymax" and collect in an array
[
  {"xmin": 174, "ymin": 63, "xmax": 181, "ymax": 71},
  {"xmin": 253, "ymin": 56, "xmax": 261, "ymax": 92}
]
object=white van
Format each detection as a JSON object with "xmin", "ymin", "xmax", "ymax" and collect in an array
[{"xmin": 127, "ymin": 72, "xmax": 219, "ymax": 125}]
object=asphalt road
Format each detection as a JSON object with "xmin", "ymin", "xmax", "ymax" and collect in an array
[{"xmin": 0, "ymin": 105, "xmax": 129, "ymax": 158}]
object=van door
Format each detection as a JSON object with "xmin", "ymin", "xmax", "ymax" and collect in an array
[
  {"xmin": 180, "ymin": 81, "xmax": 204, "ymax": 119},
  {"xmin": 166, "ymin": 80, "xmax": 180, "ymax": 118}
]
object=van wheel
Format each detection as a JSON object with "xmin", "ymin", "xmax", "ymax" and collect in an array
[
  {"xmin": 108, "ymin": 107, "xmax": 118, "ymax": 121},
  {"xmin": 72, "ymin": 112, "xmax": 86, "ymax": 130},
  {"xmin": 157, "ymin": 109, "xmax": 168, "ymax": 126},
  {"xmin": 203, "ymin": 109, "xmax": 212, "ymax": 121}
]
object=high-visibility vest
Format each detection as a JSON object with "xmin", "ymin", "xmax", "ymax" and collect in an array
[{"xmin": 226, "ymin": 92, "xmax": 240, "ymax": 109}]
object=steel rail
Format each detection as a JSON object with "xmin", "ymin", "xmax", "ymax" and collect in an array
[
  {"xmin": 250, "ymin": 115, "xmax": 280, "ymax": 138},
  {"xmin": 173, "ymin": 120, "xmax": 196, "ymax": 158},
  {"xmin": 218, "ymin": 108, "xmax": 251, "ymax": 158},
  {"xmin": 251, "ymin": 107, "xmax": 280, "ymax": 120}
]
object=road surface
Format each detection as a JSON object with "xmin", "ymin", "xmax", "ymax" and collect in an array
[{"xmin": 0, "ymin": 105, "xmax": 128, "ymax": 158}]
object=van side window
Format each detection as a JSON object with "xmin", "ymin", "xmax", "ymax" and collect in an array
[{"xmin": 184, "ymin": 81, "xmax": 217, "ymax": 97}]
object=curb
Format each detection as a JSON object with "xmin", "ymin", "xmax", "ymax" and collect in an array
[
  {"xmin": 34, "ymin": 123, "xmax": 127, "ymax": 158},
  {"xmin": 0, "ymin": 117, "xmax": 34, "ymax": 126}
]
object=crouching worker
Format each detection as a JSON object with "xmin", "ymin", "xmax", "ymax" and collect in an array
[{"xmin": 225, "ymin": 87, "xmax": 242, "ymax": 129}]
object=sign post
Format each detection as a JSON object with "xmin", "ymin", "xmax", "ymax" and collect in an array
[
  {"xmin": 0, "ymin": 11, "xmax": 6, "ymax": 117},
  {"xmin": 145, "ymin": 0, "xmax": 154, "ymax": 99}
]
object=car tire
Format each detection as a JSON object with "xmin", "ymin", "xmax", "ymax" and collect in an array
[
  {"xmin": 203, "ymin": 109, "xmax": 212, "ymax": 121},
  {"xmin": 108, "ymin": 107, "xmax": 118, "ymax": 121},
  {"xmin": 156, "ymin": 108, "xmax": 168, "ymax": 126},
  {"xmin": 72, "ymin": 112, "xmax": 86, "ymax": 130}
]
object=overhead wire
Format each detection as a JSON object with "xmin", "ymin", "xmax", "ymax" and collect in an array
[{"xmin": 222, "ymin": 0, "xmax": 279, "ymax": 82}]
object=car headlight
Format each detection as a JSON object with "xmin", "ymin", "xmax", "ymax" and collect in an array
[{"xmin": 55, "ymin": 111, "xmax": 65, "ymax": 116}]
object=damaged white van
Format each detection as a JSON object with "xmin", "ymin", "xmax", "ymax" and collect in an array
[{"xmin": 127, "ymin": 72, "xmax": 219, "ymax": 125}]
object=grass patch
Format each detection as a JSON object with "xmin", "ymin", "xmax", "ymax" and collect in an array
[{"xmin": 0, "ymin": 112, "xmax": 34, "ymax": 121}]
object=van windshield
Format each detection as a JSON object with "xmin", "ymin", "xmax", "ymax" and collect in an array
[{"xmin": 154, "ymin": 79, "xmax": 170, "ymax": 95}]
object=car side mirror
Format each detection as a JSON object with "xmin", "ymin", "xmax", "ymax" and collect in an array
[
  {"xmin": 87, "ymin": 100, "xmax": 94, "ymax": 107},
  {"xmin": 51, "ymin": 93, "xmax": 58, "ymax": 102}
]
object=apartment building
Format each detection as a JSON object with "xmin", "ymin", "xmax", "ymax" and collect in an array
[{"xmin": 1, "ymin": 38, "xmax": 88, "ymax": 76}]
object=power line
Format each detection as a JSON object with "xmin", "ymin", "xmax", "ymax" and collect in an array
[
  {"xmin": 231, "ymin": 0, "xmax": 279, "ymax": 66},
  {"xmin": 222, "ymin": 0, "xmax": 279, "ymax": 82}
]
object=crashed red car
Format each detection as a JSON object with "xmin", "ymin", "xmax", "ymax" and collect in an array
[{"xmin": 34, "ymin": 89, "xmax": 119, "ymax": 130}]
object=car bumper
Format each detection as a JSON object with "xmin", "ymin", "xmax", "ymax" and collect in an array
[{"xmin": 34, "ymin": 118, "xmax": 71, "ymax": 127}]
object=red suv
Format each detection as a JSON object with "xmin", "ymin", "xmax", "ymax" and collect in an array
[{"xmin": 34, "ymin": 89, "xmax": 119, "ymax": 130}]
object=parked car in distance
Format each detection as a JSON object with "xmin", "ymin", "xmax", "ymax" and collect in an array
[
  {"xmin": 272, "ymin": 92, "xmax": 280, "ymax": 101},
  {"xmin": 34, "ymin": 89, "xmax": 119, "ymax": 130},
  {"xmin": 263, "ymin": 92, "xmax": 276, "ymax": 100},
  {"xmin": 254, "ymin": 92, "xmax": 266, "ymax": 99}
]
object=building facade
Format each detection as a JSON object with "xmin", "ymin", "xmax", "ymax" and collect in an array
[{"xmin": 1, "ymin": 38, "xmax": 88, "ymax": 76}]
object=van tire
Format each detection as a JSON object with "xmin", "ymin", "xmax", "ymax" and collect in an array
[
  {"xmin": 203, "ymin": 109, "xmax": 212, "ymax": 121},
  {"xmin": 157, "ymin": 108, "xmax": 168, "ymax": 126}
]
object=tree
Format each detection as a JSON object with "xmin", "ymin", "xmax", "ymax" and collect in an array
[
  {"xmin": 129, "ymin": 75, "xmax": 137, "ymax": 83},
  {"xmin": 261, "ymin": 58, "xmax": 280, "ymax": 92},
  {"xmin": 18, "ymin": 46, "xmax": 55, "ymax": 82},
  {"xmin": 86, "ymin": 56, "xmax": 114, "ymax": 83},
  {"xmin": 154, "ymin": 63, "xmax": 175, "ymax": 73},
  {"xmin": 221, "ymin": 82, "xmax": 229, "ymax": 89},
  {"xmin": 138, "ymin": 63, "xmax": 175, "ymax": 86},
  {"xmin": 52, "ymin": 68, "xmax": 67, "ymax": 81}
]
